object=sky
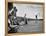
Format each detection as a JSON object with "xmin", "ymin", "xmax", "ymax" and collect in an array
[{"xmin": 13, "ymin": 3, "xmax": 43, "ymax": 19}]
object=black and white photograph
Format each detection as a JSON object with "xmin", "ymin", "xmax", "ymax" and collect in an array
[{"xmin": 8, "ymin": 2, "xmax": 44, "ymax": 33}]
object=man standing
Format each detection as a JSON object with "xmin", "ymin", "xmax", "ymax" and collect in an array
[
  {"xmin": 24, "ymin": 14, "xmax": 27, "ymax": 24},
  {"xmin": 35, "ymin": 15, "xmax": 37, "ymax": 19}
]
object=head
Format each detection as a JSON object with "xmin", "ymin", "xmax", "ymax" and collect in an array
[{"xmin": 14, "ymin": 7, "xmax": 17, "ymax": 12}]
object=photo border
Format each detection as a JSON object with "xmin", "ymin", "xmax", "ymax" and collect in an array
[{"xmin": 5, "ymin": 0, "xmax": 45, "ymax": 36}]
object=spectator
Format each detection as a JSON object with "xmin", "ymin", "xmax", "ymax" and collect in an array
[
  {"xmin": 35, "ymin": 15, "xmax": 37, "ymax": 19},
  {"xmin": 24, "ymin": 14, "xmax": 27, "ymax": 24}
]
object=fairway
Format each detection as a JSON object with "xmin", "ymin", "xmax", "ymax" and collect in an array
[{"xmin": 17, "ymin": 19, "xmax": 43, "ymax": 33}]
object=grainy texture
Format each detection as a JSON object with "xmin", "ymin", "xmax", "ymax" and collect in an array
[{"xmin": 17, "ymin": 20, "xmax": 43, "ymax": 32}]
